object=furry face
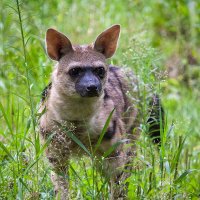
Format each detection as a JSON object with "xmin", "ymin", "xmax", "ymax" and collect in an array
[{"xmin": 52, "ymin": 47, "xmax": 108, "ymax": 98}]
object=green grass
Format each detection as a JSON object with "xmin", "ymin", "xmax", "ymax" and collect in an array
[{"xmin": 0, "ymin": 0, "xmax": 200, "ymax": 199}]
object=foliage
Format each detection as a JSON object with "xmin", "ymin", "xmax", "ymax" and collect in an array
[{"xmin": 0, "ymin": 0, "xmax": 199, "ymax": 199}]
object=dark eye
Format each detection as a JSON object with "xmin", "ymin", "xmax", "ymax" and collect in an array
[
  {"xmin": 94, "ymin": 67, "xmax": 105, "ymax": 79},
  {"xmin": 68, "ymin": 67, "xmax": 82, "ymax": 78}
]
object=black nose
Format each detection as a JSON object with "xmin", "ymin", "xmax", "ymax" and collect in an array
[
  {"xmin": 86, "ymin": 85, "xmax": 98, "ymax": 92},
  {"xmin": 86, "ymin": 85, "xmax": 98, "ymax": 96},
  {"xmin": 75, "ymin": 70, "xmax": 102, "ymax": 97}
]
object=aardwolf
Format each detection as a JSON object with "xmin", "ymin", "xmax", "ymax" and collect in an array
[{"xmin": 39, "ymin": 25, "xmax": 162, "ymax": 199}]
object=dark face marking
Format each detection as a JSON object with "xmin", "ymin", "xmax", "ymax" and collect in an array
[
  {"xmin": 104, "ymin": 120, "xmax": 117, "ymax": 140},
  {"xmin": 147, "ymin": 95, "xmax": 164, "ymax": 144},
  {"xmin": 109, "ymin": 66, "xmax": 129, "ymax": 113},
  {"xmin": 104, "ymin": 89, "xmax": 109, "ymax": 100},
  {"xmin": 68, "ymin": 67, "xmax": 105, "ymax": 97},
  {"xmin": 41, "ymin": 82, "xmax": 52, "ymax": 102}
]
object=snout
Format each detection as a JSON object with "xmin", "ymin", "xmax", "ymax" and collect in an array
[
  {"xmin": 75, "ymin": 69, "xmax": 103, "ymax": 97},
  {"xmin": 85, "ymin": 84, "xmax": 99, "ymax": 97},
  {"xmin": 75, "ymin": 76, "xmax": 102, "ymax": 97},
  {"xmin": 76, "ymin": 82, "xmax": 102, "ymax": 97}
]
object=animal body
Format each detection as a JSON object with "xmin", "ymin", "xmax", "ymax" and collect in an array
[{"xmin": 39, "ymin": 25, "xmax": 162, "ymax": 199}]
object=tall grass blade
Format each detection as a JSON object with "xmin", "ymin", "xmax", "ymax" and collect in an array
[
  {"xmin": 94, "ymin": 108, "xmax": 115, "ymax": 153},
  {"xmin": 56, "ymin": 122, "xmax": 92, "ymax": 157},
  {"xmin": 171, "ymin": 136, "xmax": 186, "ymax": 173},
  {"xmin": 103, "ymin": 139, "xmax": 129, "ymax": 158},
  {"xmin": 66, "ymin": 130, "xmax": 92, "ymax": 157},
  {"xmin": 0, "ymin": 101, "xmax": 12, "ymax": 134},
  {"xmin": 0, "ymin": 141, "xmax": 14, "ymax": 161},
  {"xmin": 174, "ymin": 169, "xmax": 196, "ymax": 184}
]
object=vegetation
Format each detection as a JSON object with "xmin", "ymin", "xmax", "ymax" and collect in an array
[{"xmin": 0, "ymin": 0, "xmax": 199, "ymax": 199}]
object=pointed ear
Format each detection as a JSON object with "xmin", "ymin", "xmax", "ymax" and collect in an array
[
  {"xmin": 46, "ymin": 28, "xmax": 73, "ymax": 61},
  {"xmin": 93, "ymin": 25, "xmax": 120, "ymax": 58}
]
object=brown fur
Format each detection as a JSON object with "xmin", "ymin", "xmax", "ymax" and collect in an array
[{"xmin": 39, "ymin": 25, "xmax": 139, "ymax": 199}]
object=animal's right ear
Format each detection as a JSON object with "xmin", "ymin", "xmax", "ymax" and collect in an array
[
  {"xmin": 93, "ymin": 25, "xmax": 120, "ymax": 58},
  {"xmin": 46, "ymin": 28, "xmax": 73, "ymax": 61}
]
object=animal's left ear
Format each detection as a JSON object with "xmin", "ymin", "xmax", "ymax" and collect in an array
[
  {"xmin": 46, "ymin": 28, "xmax": 73, "ymax": 61},
  {"xmin": 93, "ymin": 24, "xmax": 120, "ymax": 58}
]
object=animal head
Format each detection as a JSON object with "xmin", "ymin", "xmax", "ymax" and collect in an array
[{"xmin": 46, "ymin": 25, "xmax": 120, "ymax": 98}]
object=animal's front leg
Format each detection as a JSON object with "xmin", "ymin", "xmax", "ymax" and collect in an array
[
  {"xmin": 103, "ymin": 152, "xmax": 131, "ymax": 200},
  {"xmin": 47, "ymin": 152, "xmax": 70, "ymax": 199},
  {"xmin": 110, "ymin": 170, "xmax": 129, "ymax": 200},
  {"xmin": 51, "ymin": 169, "xmax": 69, "ymax": 200}
]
